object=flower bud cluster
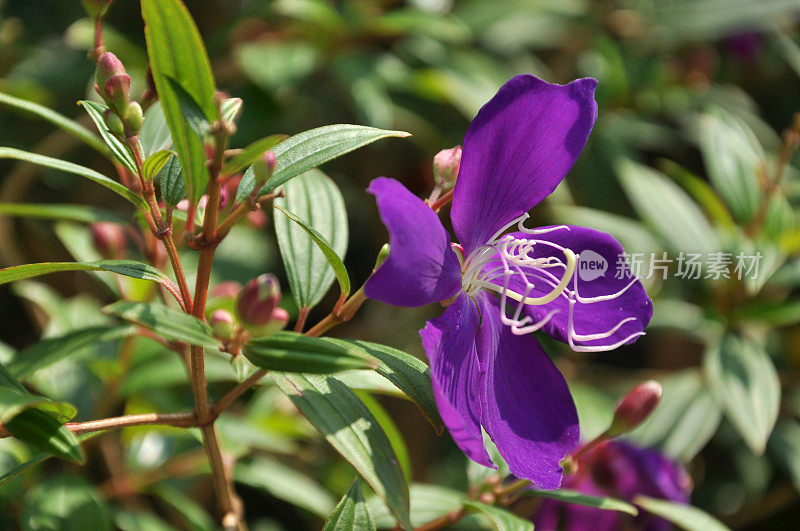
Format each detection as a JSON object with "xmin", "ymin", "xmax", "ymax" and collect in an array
[{"xmin": 95, "ymin": 52, "xmax": 142, "ymax": 139}]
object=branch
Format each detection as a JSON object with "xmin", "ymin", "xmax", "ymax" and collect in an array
[{"xmin": 0, "ymin": 411, "xmax": 199, "ymax": 439}]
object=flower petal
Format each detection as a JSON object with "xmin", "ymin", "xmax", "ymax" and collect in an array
[
  {"xmin": 476, "ymin": 293, "xmax": 579, "ymax": 488},
  {"xmin": 534, "ymin": 475, "xmax": 621, "ymax": 531},
  {"xmin": 364, "ymin": 177, "xmax": 462, "ymax": 307},
  {"xmin": 420, "ymin": 293, "xmax": 493, "ymax": 467},
  {"xmin": 489, "ymin": 226, "xmax": 652, "ymax": 350},
  {"xmin": 451, "ymin": 74, "xmax": 598, "ymax": 254},
  {"xmin": 601, "ymin": 441, "xmax": 691, "ymax": 504}
]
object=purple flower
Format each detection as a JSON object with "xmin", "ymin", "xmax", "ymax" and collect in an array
[
  {"xmin": 364, "ymin": 74, "xmax": 653, "ymax": 487},
  {"xmin": 534, "ymin": 440, "xmax": 692, "ymax": 531}
]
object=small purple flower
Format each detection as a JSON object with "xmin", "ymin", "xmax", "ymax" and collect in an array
[
  {"xmin": 364, "ymin": 74, "xmax": 652, "ymax": 487},
  {"xmin": 534, "ymin": 440, "xmax": 692, "ymax": 531}
]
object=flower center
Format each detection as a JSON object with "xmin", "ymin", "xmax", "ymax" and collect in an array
[{"xmin": 458, "ymin": 213, "xmax": 642, "ymax": 352}]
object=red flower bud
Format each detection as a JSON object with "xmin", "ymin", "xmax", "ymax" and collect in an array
[
  {"xmin": 608, "ymin": 380, "xmax": 662, "ymax": 436},
  {"xmin": 210, "ymin": 309, "xmax": 235, "ymax": 340},
  {"xmin": 104, "ymin": 73, "xmax": 131, "ymax": 115},
  {"xmin": 95, "ymin": 52, "xmax": 126, "ymax": 98},
  {"xmin": 91, "ymin": 222, "xmax": 126, "ymax": 258},
  {"xmin": 236, "ymin": 274, "xmax": 281, "ymax": 327},
  {"xmin": 433, "ymin": 145, "xmax": 461, "ymax": 189}
]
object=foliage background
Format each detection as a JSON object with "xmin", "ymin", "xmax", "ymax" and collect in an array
[{"xmin": 2, "ymin": 0, "xmax": 800, "ymax": 529}]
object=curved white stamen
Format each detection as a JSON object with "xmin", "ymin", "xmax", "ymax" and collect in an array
[{"xmin": 460, "ymin": 213, "xmax": 643, "ymax": 352}]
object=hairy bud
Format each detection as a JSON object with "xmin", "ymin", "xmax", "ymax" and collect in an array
[
  {"xmin": 124, "ymin": 101, "xmax": 143, "ymax": 136},
  {"xmin": 210, "ymin": 309, "xmax": 235, "ymax": 340},
  {"xmin": 95, "ymin": 52, "xmax": 126, "ymax": 99},
  {"xmin": 432, "ymin": 145, "xmax": 461, "ymax": 190},
  {"xmin": 104, "ymin": 109, "xmax": 125, "ymax": 138},
  {"xmin": 236, "ymin": 274, "xmax": 281, "ymax": 328},
  {"xmin": 608, "ymin": 380, "xmax": 662, "ymax": 437},
  {"xmin": 252, "ymin": 150, "xmax": 277, "ymax": 188},
  {"xmin": 104, "ymin": 73, "xmax": 131, "ymax": 115},
  {"xmin": 91, "ymin": 222, "xmax": 126, "ymax": 258}
]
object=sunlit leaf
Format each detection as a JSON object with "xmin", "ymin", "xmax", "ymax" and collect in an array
[
  {"xmin": 103, "ymin": 301, "xmax": 218, "ymax": 349},
  {"xmin": 79, "ymin": 100, "xmax": 137, "ymax": 174},
  {"xmin": 324, "ymin": 478, "xmax": 376, "ymax": 531}
]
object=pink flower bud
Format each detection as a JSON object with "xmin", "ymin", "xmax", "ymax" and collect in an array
[
  {"xmin": 432, "ymin": 145, "xmax": 461, "ymax": 189},
  {"xmin": 104, "ymin": 73, "xmax": 131, "ymax": 114},
  {"xmin": 91, "ymin": 222, "xmax": 126, "ymax": 258},
  {"xmin": 252, "ymin": 151, "xmax": 277, "ymax": 187},
  {"xmin": 608, "ymin": 380, "xmax": 662, "ymax": 436},
  {"xmin": 236, "ymin": 274, "xmax": 281, "ymax": 327},
  {"xmin": 95, "ymin": 52, "xmax": 126, "ymax": 98},
  {"xmin": 210, "ymin": 309, "xmax": 235, "ymax": 340},
  {"xmin": 247, "ymin": 307, "xmax": 290, "ymax": 338}
]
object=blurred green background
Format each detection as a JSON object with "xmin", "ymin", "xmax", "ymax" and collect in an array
[{"xmin": 3, "ymin": 0, "xmax": 800, "ymax": 529}]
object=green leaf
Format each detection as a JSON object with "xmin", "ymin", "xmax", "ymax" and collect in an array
[
  {"xmin": 243, "ymin": 332, "xmax": 373, "ymax": 373},
  {"xmin": 463, "ymin": 501, "xmax": 534, "ymax": 531},
  {"xmin": 627, "ymin": 369, "xmax": 723, "ymax": 461},
  {"xmin": 0, "ymin": 147, "xmax": 147, "ymax": 210},
  {"xmin": 272, "ymin": 373, "xmax": 411, "ymax": 530},
  {"xmin": 367, "ymin": 484, "xmax": 465, "ymax": 528},
  {"xmin": 659, "ymin": 159, "xmax": 736, "ymax": 230},
  {"xmin": 158, "ymin": 154, "xmax": 186, "ymax": 206},
  {"xmin": 704, "ymin": 336, "xmax": 780, "ymax": 454},
  {"xmin": 274, "ymin": 171, "xmax": 349, "ymax": 308},
  {"xmin": 9, "ymin": 325, "xmax": 136, "ymax": 379},
  {"xmin": 103, "ymin": 301, "xmax": 218, "ymax": 349},
  {"xmin": 616, "ymin": 158, "xmax": 719, "ymax": 254},
  {"xmin": 0, "ymin": 91, "xmax": 106, "ymax": 153},
  {"xmin": 164, "ymin": 76, "xmax": 211, "ymax": 139},
  {"xmin": 221, "ymin": 97, "xmax": 243, "ymax": 123},
  {"xmin": 236, "ymin": 124, "xmax": 410, "ymax": 201},
  {"xmin": 21, "ymin": 475, "xmax": 111, "ymax": 529},
  {"xmin": 235, "ymin": 457, "xmax": 337, "ymax": 518},
  {"xmin": 769, "ymin": 420, "xmax": 800, "ymax": 492},
  {"xmin": 142, "ymin": 149, "xmax": 174, "ymax": 182},
  {"xmin": 525, "ymin": 489, "xmax": 638, "ymax": 516},
  {"xmin": 142, "ymin": 0, "xmax": 218, "ymax": 200},
  {"xmin": 79, "ymin": 100, "xmax": 138, "ymax": 174},
  {"xmin": 0, "ymin": 260, "xmax": 182, "ymax": 304},
  {"xmin": 0, "ymin": 202, "xmax": 126, "ymax": 224},
  {"xmin": 633, "ymin": 496, "xmax": 730, "ymax": 531},
  {"xmin": 221, "ymin": 135, "xmax": 285, "ymax": 178},
  {"xmin": 150, "ymin": 484, "xmax": 215, "ymax": 531},
  {"xmin": 697, "ymin": 107, "xmax": 763, "ymax": 222},
  {"xmin": 356, "ymin": 391, "xmax": 412, "ymax": 481},
  {"xmin": 0, "ymin": 387, "xmax": 76, "ymax": 423},
  {"xmin": 334, "ymin": 339, "xmax": 442, "ymax": 431},
  {"xmin": 4, "ymin": 408, "xmax": 84, "ymax": 463},
  {"xmin": 139, "ymin": 101, "xmax": 173, "ymax": 158},
  {"xmin": 324, "ymin": 478, "xmax": 376, "ymax": 531},
  {"xmin": 236, "ymin": 41, "xmax": 319, "ymax": 91}
]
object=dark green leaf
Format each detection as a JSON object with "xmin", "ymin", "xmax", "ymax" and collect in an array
[
  {"xmin": 0, "ymin": 202, "xmax": 126, "ymax": 224},
  {"xmin": 524, "ymin": 489, "xmax": 638, "ymax": 516},
  {"xmin": 463, "ymin": 501, "xmax": 534, "ymax": 531},
  {"xmin": 0, "ymin": 260, "xmax": 182, "ymax": 304},
  {"xmin": 769, "ymin": 420, "xmax": 800, "ymax": 492},
  {"xmin": 159, "ymin": 154, "xmax": 186, "ymax": 206},
  {"xmin": 272, "ymin": 373, "xmax": 411, "ymax": 529},
  {"xmin": 21, "ymin": 475, "xmax": 111, "ymax": 529},
  {"xmin": 9, "ymin": 324, "xmax": 136, "ymax": 379},
  {"xmin": 165, "ymin": 76, "xmax": 211, "ymax": 139},
  {"xmin": 142, "ymin": 149, "xmax": 174, "ymax": 182},
  {"xmin": 221, "ymin": 134, "xmax": 285, "ymax": 178},
  {"xmin": 0, "ymin": 91, "xmax": 106, "ymax": 153},
  {"xmin": 142, "ymin": 0, "xmax": 218, "ymax": 200},
  {"xmin": 235, "ymin": 457, "xmax": 337, "ymax": 518},
  {"xmin": 103, "ymin": 301, "xmax": 218, "ymax": 349},
  {"xmin": 274, "ymin": 173, "xmax": 350, "ymax": 308},
  {"xmin": 324, "ymin": 478, "xmax": 376, "ymax": 531},
  {"xmin": 633, "ymin": 496, "xmax": 730, "ymax": 531},
  {"xmin": 0, "ymin": 387, "xmax": 76, "ymax": 423},
  {"xmin": 79, "ymin": 100, "xmax": 138, "ymax": 174},
  {"xmin": 704, "ymin": 336, "xmax": 780, "ymax": 454},
  {"xmin": 0, "ymin": 147, "xmax": 146, "ymax": 210},
  {"xmin": 236, "ymin": 124, "xmax": 410, "ymax": 201},
  {"xmin": 5, "ymin": 408, "xmax": 84, "ymax": 463},
  {"xmin": 367, "ymin": 484, "xmax": 465, "ymax": 529},
  {"xmin": 243, "ymin": 332, "xmax": 373, "ymax": 373},
  {"xmin": 333, "ymin": 339, "xmax": 441, "ymax": 431}
]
